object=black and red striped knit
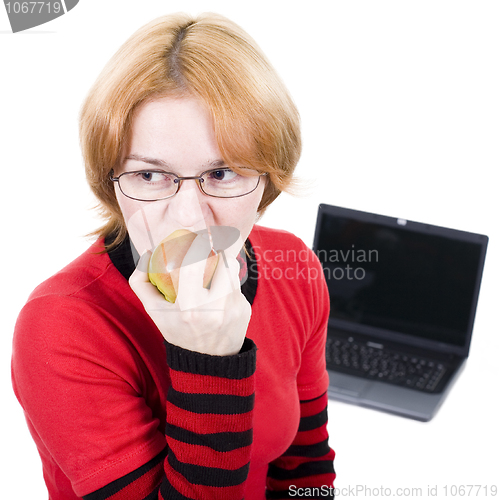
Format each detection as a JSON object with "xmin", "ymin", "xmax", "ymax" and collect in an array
[
  {"xmin": 160, "ymin": 338, "xmax": 257, "ymax": 499},
  {"xmin": 267, "ymin": 393, "xmax": 335, "ymax": 498}
]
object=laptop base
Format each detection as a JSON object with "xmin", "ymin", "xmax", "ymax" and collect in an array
[{"xmin": 327, "ymin": 359, "xmax": 466, "ymax": 421}]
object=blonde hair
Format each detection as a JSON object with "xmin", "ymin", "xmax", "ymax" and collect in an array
[{"xmin": 80, "ymin": 12, "xmax": 301, "ymax": 246}]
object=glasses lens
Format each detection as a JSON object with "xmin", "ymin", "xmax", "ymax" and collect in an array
[
  {"xmin": 119, "ymin": 171, "xmax": 177, "ymax": 201},
  {"xmin": 201, "ymin": 168, "xmax": 261, "ymax": 198}
]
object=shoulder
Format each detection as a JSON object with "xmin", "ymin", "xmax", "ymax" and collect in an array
[
  {"xmin": 15, "ymin": 238, "xmax": 113, "ymax": 347},
  {"xmin": 249, "ymin": 224, "xmax": 306, "ymax": 249},
  {"xmin": 12, "ymin": 239, "xmax": 147, "ymax": 381},
  {"xmin": 26, "ymin": 238, "xmax": 117, "ymax": 302},
  {"xmin": 248, "ymin": 224, "xmax": 322, "ymax": 273},
  {"xmin": 247, "ymin": 225, "xmax": 328, "ymax": 325},
  {"xmin": 19, "ymin": 238, "xmax": 141, "ymax": 327}
]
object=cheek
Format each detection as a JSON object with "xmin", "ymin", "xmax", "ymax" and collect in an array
[
  {"xmin": 115, "ymin": 190, "xmax": 135, "ymax": 222},
  {"xmin": 218, "ymin": 191, "xmax": 263, "ymax": 242},
  {"xmin": 115, "ymin": 189, "xmax": 171, "ymax": 255}
]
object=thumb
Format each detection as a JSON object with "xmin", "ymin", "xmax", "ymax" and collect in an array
[{"xmin": 129, "ymin": 250, "xmax": 152, "ymax": 288}]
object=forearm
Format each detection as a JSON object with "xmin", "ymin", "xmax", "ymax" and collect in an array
[{"xmin": 161, "ymin": 337, "xmax": 256, "ymax": 499}]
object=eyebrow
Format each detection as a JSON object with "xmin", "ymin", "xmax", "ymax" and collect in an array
[
  {"xmin": 124, "ymin": 154, "xmax": 226, "ymax": 172},
  {"xmin": 124, "ymin": 154, "xmax": 170, "ymax": 169}
]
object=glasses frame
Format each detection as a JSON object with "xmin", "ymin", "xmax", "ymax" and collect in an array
[{"xmin": 109, "ymin": 167, "xmax": 267, "ymax": 202}]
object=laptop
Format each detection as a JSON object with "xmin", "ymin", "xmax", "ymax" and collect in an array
[{"xmin": 312, "ymin": 204, "xmax": 488, "ymax": 421}]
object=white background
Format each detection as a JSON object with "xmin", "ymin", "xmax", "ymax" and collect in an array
[{"xmin": 1, "ymin": 1, "xmax": 498, "ymax": 498}]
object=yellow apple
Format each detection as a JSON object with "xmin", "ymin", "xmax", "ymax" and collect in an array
[{"xmin": 148, "ymin": 229, "xmax": 219, "ymax": 302}]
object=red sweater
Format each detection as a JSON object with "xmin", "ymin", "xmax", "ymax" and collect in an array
[{"xmin": 12, "ymin": 225, "xmax": 335, "ymax": 499}]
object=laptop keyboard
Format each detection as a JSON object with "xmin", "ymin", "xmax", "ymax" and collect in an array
[{"xmin": 326, "ymin": 336, "xmax": 448, "ymax": 393}]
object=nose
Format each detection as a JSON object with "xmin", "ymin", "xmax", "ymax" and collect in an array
[{"xmin": 167, "ymin": 178, "xmax": 207, "ymax": 229}]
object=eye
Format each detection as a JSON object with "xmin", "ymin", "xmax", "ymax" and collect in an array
[
  {"xmin": 139, "ymin": 171, "xmax": 166, "ymax": 182},
  {"xmin": 208, "ymin": 169, "xmax": 238, "ymax": 182}
]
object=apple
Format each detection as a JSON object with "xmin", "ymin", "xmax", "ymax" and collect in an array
[{"xmin": 148, "ymin": 229, "xmax": 219, "ymax": 302}]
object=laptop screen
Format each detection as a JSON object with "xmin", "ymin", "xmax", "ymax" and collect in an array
[{"xmin": 313, "ymin": 206, "xmax": 487, "ymax": 349}]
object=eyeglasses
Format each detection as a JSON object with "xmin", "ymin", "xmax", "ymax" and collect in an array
[{"xmin": 109, "ymin": 167, "xmax": 267, "ymax": 202}]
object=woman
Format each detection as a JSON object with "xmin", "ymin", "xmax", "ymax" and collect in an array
[{"xmin": 12, "ymin": 12, "xmax": 336, "ymax": 500}]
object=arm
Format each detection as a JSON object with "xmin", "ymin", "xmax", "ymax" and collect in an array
[
  {"xmin": 83, "ymin": 338, "xmax": 257, "ymax": 500},
  {"xmin": 266, "ymin": 393, "xmax": 335, "ymax": 499}
]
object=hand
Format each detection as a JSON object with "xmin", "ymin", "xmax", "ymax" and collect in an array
[{"xmin": 129, "ymin": 233, "xmax": 252, "ymax": 356}]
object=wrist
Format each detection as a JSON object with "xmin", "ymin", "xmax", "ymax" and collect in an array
[{"xmin": 164, "ymin": 337, "xmax": 257, "ymax": 380}]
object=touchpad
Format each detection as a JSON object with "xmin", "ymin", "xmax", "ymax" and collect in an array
[{"xmin": 328, "ymin": 372, "xmax": 371, "ymax": 398}]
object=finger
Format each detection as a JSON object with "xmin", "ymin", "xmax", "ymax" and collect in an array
[
  {"xmin": 208, "ymin": 250, "xmax": 241, "ymax": 297},
  {"xmin": 176, "ymin": 233, "xmax": 213, "ymax": 290},
  {"xmin": 129, "ymin": 250, "xmax": 167, "ymax": 304},
  {"xmin": 175, "ymin": 233, "xmax": 241, "ymax": 311},
  {"xmin": 130, "ymin": 250, "xmax": 151, "ymax": 281},
  {"xmin": 175, "ymin": 234, "xmax": 214, "ymax": 310},
  {"xmin": 210, "ymin": 229, "xmax": 246, "ymax": 292}
]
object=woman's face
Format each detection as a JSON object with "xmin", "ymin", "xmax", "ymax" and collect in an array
[{"xmin": 114, "ymin": 96, "xmax": 266, "ymax": 256}]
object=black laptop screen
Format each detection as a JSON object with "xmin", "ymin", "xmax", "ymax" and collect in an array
[{"xmin": 315, "ymin": 213, "xmax": 483, "ymax": 347}]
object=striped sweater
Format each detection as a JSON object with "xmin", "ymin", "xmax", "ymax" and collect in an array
[{"xmin": 12, "ymin": 225, "xmax": 335, "ymax": 499}]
